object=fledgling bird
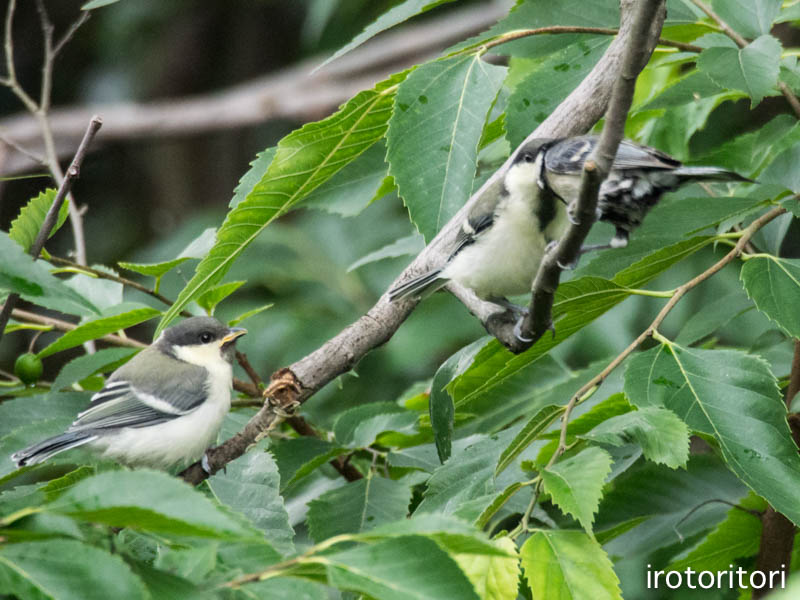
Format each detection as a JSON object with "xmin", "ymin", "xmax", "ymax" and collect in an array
[
  {"xmin": 388, "ymin": 139, "xmax": 570, "ymax": 312},
  {"xmin": 12, "ymin": 316, "xmax": 246, "ymax": 471},
  {"xmin": 538, "ymin": 135, "xmax": 753, "ymax": 248}
]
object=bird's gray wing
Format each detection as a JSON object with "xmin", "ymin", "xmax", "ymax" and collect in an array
[
  {"xmin": 545, "ymin": 136, "xmax": 680, "ymax": 173},
  {"xmin": 69, "ymin": 351, "xmax": 209, "ymax": 431},
  {"xmin": 449, "ymin": 180, "xmax": 503, "ymax": 258},
  {"xmin": 611, "ymin": 139, "xmax": 681, "ymax": 170}
]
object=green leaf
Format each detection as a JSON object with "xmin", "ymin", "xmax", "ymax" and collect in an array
[
  {"xmin": 318, "ymin": 0, "xmax": 458, "ymax": 70},
  {"xmin": 307, "ymin": 476, "xmax": 412, "ymax": 542},
  {"xmin": 333, "ymin": 402, "xmax": 418, "ymax": 448},
  {"xmin": 496, "ymin": 404, "xmax": 564, "ymax": 475},
  {"xmin": 697, "ymin": 35, "xmax": 782, "ymax": 106},
  {"xmin": 361, "ymin": 514, "xmax": 509, "ymax": 557},
  {"xmin": 206, "ymin": 442, "xmax": 294, "ymax": 555},
  {"xmin": 759, "ymin": 141, "xmax": 800, "ymax": 192},
  {"xmin": 541, "ymin": 447, "xmax": 612, "ymax": 535},
  {"xmin": 643, "ymin": 71, "xmax": 729, "ymax": 111},
  {"xmin": 520, "ymin": 530, "xmax": 622, "ymax": 600},
  {"xmin": 668, "ymin": 492, "xmax": 765, "ymax": 573},
  {"xmin": 453, "ymin": 536, "xmax": 519, "ymax": 600},
  {"xmin": 305, "ymin": 140, "xmax": 391, "ymax": 217},
  {"xmin": 596, "ymin": 455, "xmax": 747, "ymax": 560},
  {"xmin": 505, "ymin": 37, "xmax": 610, "ymax": 148},
  {"xmin": 270, "ymin": 437, "xmax": 347, "ymax": 490},
  {"xmin": 8, "ymin": 189, "xmax": 69, "ymax": 254},
  {"xmin": 51, "ymin": 347, "xmax": 138, "ymax": 391},
  {"xmin": 37, "ymin": 307, "xmax": 160, "ymax": 358},
  {"xmin": 581, "ymin": 407, "xmax": 690, "ymax": 469},
  {"xmin": 157, "ymin": 73, "xmax": 405, "ymax": 334},
  {"xmin": 195, "ymin": 280, "xmax": 245, "ymax": 314},
  {"xmin": 625, "ymin": 344, "xmax": 800, "ymax": 526},
  {"xmin": 741, "ymin": 256, "xmax": 800, "ymax": 338},
  {"xmin": 0, "ymin": 539, "xmax": 148, "ymax": 600},
  {"xmin": 236, "ymin": 577, "xmax": 328, "ymax": 600},
  {"xmin": 710, "ymin": 0, "xmax": 781, "ymax": 38},
  {"xmin": 228, "ymin": 303, "xmax": 272, "ymax": 327},
  {"xmin": 347, "ymin": 233, "xmax": 425, "ymax": 272},
  {"xmin": 388, "ymin": 54, "xmax": 506, "ymax": 241},
  {"xmin": 416, "ymin": 430, "xmax": 515, "ymax": 519},
  {"xmin": 318, "ymin": 535, "xmax": 480, "ymax": 600},
  {"xmin": 0, "ymin": 232, "xmax": 99, "ymax": 317},
  {"xmin": 0, "ymin": 392, "xmax": 88, "ymax": 438},
  {"xmin": 230, "ymin": 148, "xmax": 276, "ymax": 209},
  {"xmin": 118, "ymin": 257, "xmax": 191, "ymax": 279},
  {"xmin": 430, "ymin": 340, "xmax": 486, "ymax": 462},
  {"xmin": 674, "ymin": 290, "xmax": 754, "ymax": 346},
  {"xmin": 129, "ymin": 561, "xmax": 216, "ymax": 600},
  {"xmin": 47, "ymin": 470, "xmax": 259, "ymax": 539}
]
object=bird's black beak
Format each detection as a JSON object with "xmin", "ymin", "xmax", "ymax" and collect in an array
[{"xmin": 220, "ymin": 327, "xmax": 247, "ymax": 349}]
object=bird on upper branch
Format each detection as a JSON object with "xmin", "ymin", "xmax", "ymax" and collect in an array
[
  {"xmin": 388, "ymin": 139, "xmax": 570, "ymax": 315},
  {"xmin": 538, "ymin": 135, "xmax": 753, "ymax": 249}
]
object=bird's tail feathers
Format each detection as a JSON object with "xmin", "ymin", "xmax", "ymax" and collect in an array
[
  {"xmin": 388, "ymin": 269, "xmax": 446, "ymax": 302},
  {"xmin": 673, "ymin": 166, "xmax": 755, "ymax": 184},
  {"xmin": 11, "ymin": 431, "xmax": 97, "ymax": 467}
]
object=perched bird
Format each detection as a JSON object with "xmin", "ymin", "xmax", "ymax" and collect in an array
[
  {"xmin": 389, "ymin": 140, "xmax": 569, "ymax": 313},
  {"xmin": 538, "ymin": 135, "xmax": 752, "ymax": 248},
  {"xmin": 12, "ymin": 317, "xmax": 246, "ymax": 471}
]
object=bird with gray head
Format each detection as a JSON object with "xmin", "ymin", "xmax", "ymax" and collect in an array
[
  {"xmin": 12, "ymin": 316, "xmax": 246, "ymax": 471},
  {"xmin": 389, "ymin": 139, "xmax": 569, "ymax": 315},
  {"xmin": 537, "ymin": 135, "xmax": 753, "ymax": 249}
]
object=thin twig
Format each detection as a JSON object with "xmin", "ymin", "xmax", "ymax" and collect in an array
[
  {"xmin": 53, "ymin": 11, "xmax": 90, "ymax": 57},
  {"xmin": 9, "ymin": 308, "xmax": 145, "ymax": 349},
  {"xmin": 689, "ymin": 0, "xmax": 800, "ymax": 120},
  {"xmin": 0, "ymin": 116, "xmax": 102, "ymax": 346},
  {"xmin": 482, "ymin": 25, "xmax": 702, "ymax": 54},
  {"xmin": 546, "ymin": 206, "xmax": 786, "ymax": 466},
  {"xmin": 47, "ymin": 255, "xmax": 191, "ymax": 315}
]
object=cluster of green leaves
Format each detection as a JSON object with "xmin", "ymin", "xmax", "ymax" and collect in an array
[{"xmin": 4, "ymin": 0, "xmax": 800, "ymax": 598}]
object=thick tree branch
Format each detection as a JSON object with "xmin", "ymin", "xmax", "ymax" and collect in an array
[
  {"xmin": 512, "ymin": 0, "xmax": 666, "ymax": 349},
  {"xmin": 0, "ymin": 117, "xmax": 102, "ymax": 346},
  {"xmin": 180, "ymin": 0, "xmax": 666, "ymax": 485}
]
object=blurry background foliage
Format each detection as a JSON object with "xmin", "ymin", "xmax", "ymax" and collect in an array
[{"xmin": 2, "ymin": 0, "xmax": 800, "ymax": 599}]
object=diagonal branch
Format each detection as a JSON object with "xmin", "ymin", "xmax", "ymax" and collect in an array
[{"xmin": 179, "ymin": 0, "xmax": 667, "ymax": 486}]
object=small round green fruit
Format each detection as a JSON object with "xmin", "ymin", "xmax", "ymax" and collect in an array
[{"xmin": 14, "ymin": 353, "xmax": 43, "ymax": 385}]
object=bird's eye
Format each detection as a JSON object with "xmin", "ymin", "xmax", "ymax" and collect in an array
[
  {"xmin": 522, "ymin": 152, "xmax": 535, "ymax": 163},
  {"xmin": 199, "ymin": 332, "xmax": 213, "ymax": 344}
]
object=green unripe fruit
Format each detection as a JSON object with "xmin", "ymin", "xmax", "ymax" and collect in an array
[{"xmin": 14, "ymin": 353, "xmax": 43, "ymax": 385}]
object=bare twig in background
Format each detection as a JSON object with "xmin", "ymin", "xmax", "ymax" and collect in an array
[
  {"xmin": 515, "ymin": 0, "xmax": 666, "ymax": 347},
  {"xmin": 1, "ymin": 1, "xmax": 92, "ymax": 264},
  {"xmin": 0, "ymin": 116, "xmax": 102, "ymax": 346},
  {"xmin": 180, "ymin": 0, "xmax": 667, "ymax": 486}
]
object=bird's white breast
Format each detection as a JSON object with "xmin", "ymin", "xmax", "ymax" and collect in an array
[{"xmin": 92, "ymin": 355, "xmax": 233, "ymax": 470}]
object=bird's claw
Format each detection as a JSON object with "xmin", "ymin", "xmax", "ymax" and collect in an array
[
  {"xmin": 201, "ymin": 453, "xmax": 212, "ymax": 475},
  {"xmin": 513, "ymin": 317, "xmax": 534, "ymax": 343}
]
